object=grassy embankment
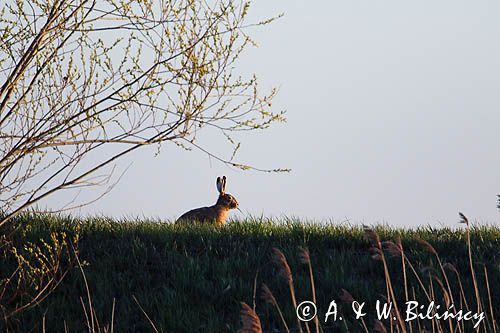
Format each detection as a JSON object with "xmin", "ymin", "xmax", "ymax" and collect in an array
[{"xmin": 1, "ymin": 213, "xmax": 499, "ymax": 332}]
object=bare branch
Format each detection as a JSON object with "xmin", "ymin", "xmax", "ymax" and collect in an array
[{"xmin": 0, "ymin": 0, "xmax": 285, "ymax": 224}]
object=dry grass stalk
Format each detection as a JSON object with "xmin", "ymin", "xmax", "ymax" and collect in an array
[
  {"xmin": 428, "ymin": 274, "xmax": 437, "ymax": 333},
  {"xmin": 373, "ymin": 320, "xmax": 387, "ymax": 333},
  {"xmin": 402, "ymin": 253, "xmax": 432, "ymax": 303},
  {"xmin": 382, "ymin": 241, "xmax": 402, "ymax": 258},
  {"xmin": 444, "ymin": 262, "xmax": 470, "ymax": 312},
  {"xmin": 369, "ymin": 244, "xmax": 384, "ymax": 261},
  {"xmin": 339, "ymin": 289, "xmax": 369, "ymax": 333},
  {"xmin": 252, "ymin": 271, "xmax": 259, "ymax": 311},
  {"xmin": 432, "ymin": 276, "xmax": 454, "ymax": 332},
  {"xmin": 298, "ymin": 247, "xmax": 311, "ymax": 265},
  {"xmin": 261, "ymin": 284, "xmax": 290, "ymax": 332},
  {"xmin": 238, "ymin": 302, "xmax": 262, "ymax": 333},
  {"xmin": 367, "ymin": 228, "xmax": 406, "ymax": 332},
  {"xmin": 74, "ymin": 244, "xmax": 100, "ymax": 332},
  {"xmin": 428, "ymin": 271, "xmax": 443, "ymax": 332},
  {"xmin": 418, "ymin": 238, "xmax": 457, "ymax": 330},
  {"xmin": 411, "ymin": 288, "xmax": 422, "ymax": 333},
  {"xmin": 416, "ymin": 239, "xmax": 437, "ymax": 255},
  {"xmin": 396, "ymin": 237, "xmax": 409, "ymax": 311},
  {"xmin": 458, "ymin": 212, "xmax": 469, "ymax": 226},
  {"xmin": 272, "ymin": 248, "xmax": 302, "ymax": 333},
  {"xmin": 363, "ymin": 226, "xmax": 381, "ymax": 249},
  {"xmin": 299, "ymin": 247, "xmax": 319, "ymax": 333},
  {"xmin": 246, "ymin": 219, "xmax": 497, "ymax": 333},
  {"xmin": 484, "ymin": 266, "xmax": 497, "ymax": 333},
  {"xmin": 272, "ymin": 248, "xmax": 293, "ymax": 285},
  {"xmin": 376, "ymin": 229, "xmax": 498, "ymax": 333},
  {"xmin": 459, "ymin": 212, "xmax": 482, "ymax": 325},
  {"xmin": 261, "ymin": 283, "xmax": 278, "ymax": 306},
  {"xmin": 339, "ymin": 289, "xmax": 354, "ymax": 304},
  {"xmin": 110, "ymin": 298, "xmax": 116, "ymax": 333},
  {"xmin": 132, "ymin": 295, "xmax": 159, "ymax": 333}
]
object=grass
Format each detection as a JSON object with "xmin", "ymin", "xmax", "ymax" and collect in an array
[{"xmin": 0, "ymin": 213, "xmax": 499, "ymax": 332}]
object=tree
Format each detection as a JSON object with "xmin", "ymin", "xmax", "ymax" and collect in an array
[{"xmin": 0, "ymin": 0, "xmax": 286, "ymax": 226}]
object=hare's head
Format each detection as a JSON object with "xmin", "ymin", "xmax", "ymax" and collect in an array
[{"xmin": 215, "ymin": 176, "xmax": 239, "ymax": 209}]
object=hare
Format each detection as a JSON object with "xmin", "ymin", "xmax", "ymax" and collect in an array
[{"xmin": 176, "ymin": 176, "xmax": 239, "ymax": 225}]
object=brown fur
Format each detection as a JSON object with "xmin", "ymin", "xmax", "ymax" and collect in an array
[
  {"xmin": 177, "ymin": 205, "xmax": 229, "ymax": 226},
  {"xmin": 176, "ymin": 176, "xmax": 238, "ymax": 225}
]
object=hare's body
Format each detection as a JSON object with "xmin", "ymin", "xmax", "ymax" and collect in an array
[
  {"xmin": 176, "ymin": 176, "xmax": 238, "ymax": 225},
  {"xmin": 177, "ymin": 204, "xmax": 230, "ymax": 226}
]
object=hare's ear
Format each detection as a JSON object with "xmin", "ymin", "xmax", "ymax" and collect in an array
[
  {"xmin": 221, "ymin": 176, "xmax": 227, "ymax": 193},
  {"xmin": 216, "ymin": 177, "xmax": 223, "ymax": 194}
]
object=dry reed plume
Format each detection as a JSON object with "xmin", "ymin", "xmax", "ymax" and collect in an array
[{"xmin": 240, "ymin": 214, "xmax": 498, "ymax": 332}]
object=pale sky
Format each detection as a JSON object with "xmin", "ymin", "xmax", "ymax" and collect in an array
[{"xmin": 46, "ymin": 1, "xmax": 500, "ymax": 227}]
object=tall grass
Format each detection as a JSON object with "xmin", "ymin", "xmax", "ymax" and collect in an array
[
  {"xmin": 0, "ymin": 213, "xmax": 498, "ymax": 332},
  {"xmin": 242, "ymin": 213, "xmax": 499, "ymax": 332}
]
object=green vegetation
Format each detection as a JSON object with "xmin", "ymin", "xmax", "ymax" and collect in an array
[{"xmin": 1, "ymin": 214, "xmax": 499, "ymax": 332}]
